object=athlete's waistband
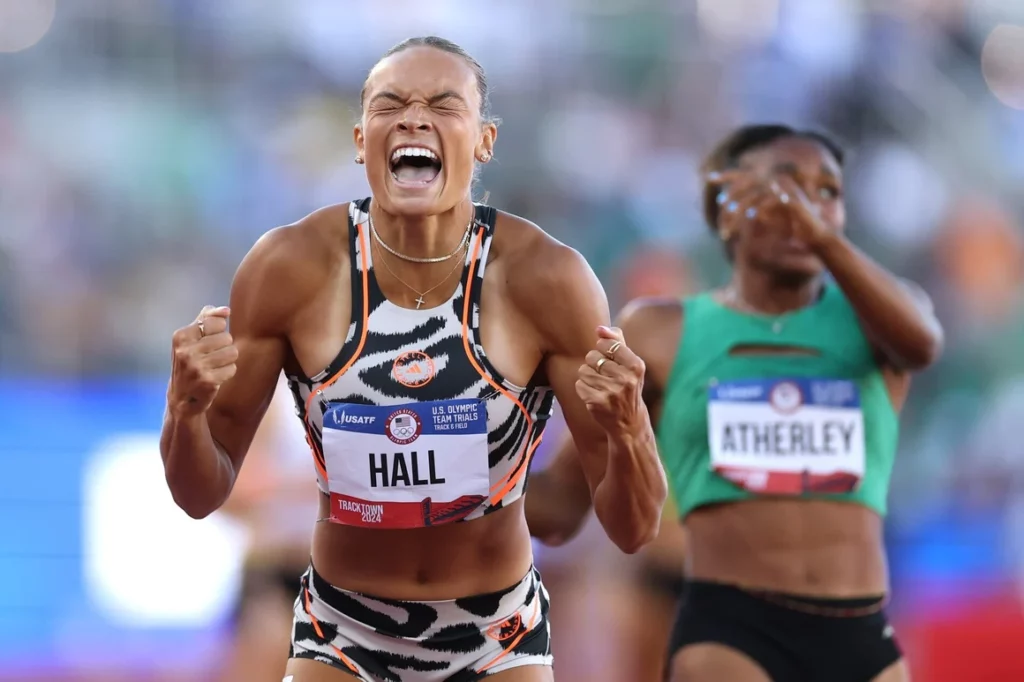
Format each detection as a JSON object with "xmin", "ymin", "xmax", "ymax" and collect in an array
[
  {"xmin": 306, "ymin": 562, "xmax": 542, "ymax": 638},
  {"xmin": 687, "ymin": 579, "xmax": 888, "ymax": 618}
]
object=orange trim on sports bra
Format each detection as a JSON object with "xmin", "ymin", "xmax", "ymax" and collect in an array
[
  {"xmin": 303, "ymin": 221, "xmax": 371, "ymax": 480},
  {"xmin": 458, "ymin": 225, "xmax": 543, "ymax": 506}
]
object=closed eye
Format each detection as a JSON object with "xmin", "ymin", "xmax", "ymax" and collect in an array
[
  {"xmin": 429, "ymin": 91, "xmax": 466, "ymax": 107},
  {"xmin": 370, "ymin": 102, "xmax": 403, "ymax": 113},
  {"xmin": 368, "ymin": 91, "xmax": 405, "ymax": 113},
  {"xmin": 431, "ymin": 105, "xmax": 464, "ymax": 117}
]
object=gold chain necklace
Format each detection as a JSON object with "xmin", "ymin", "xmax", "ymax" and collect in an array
[
  {"xmin": 374, "ymin": 241, "xmax": 467, "ymax": 309},
  {"xmin": 369, "ymin": 213, "xmax": 473, "ymax": 264},
  {"xmin": 723, "ymin": 286, "xmax": 792, "ymax": 334}
]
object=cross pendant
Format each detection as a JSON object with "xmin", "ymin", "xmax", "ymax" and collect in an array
[{"xmin": 415, "ymin": 295, "xmax": 426, "ymax": 309}]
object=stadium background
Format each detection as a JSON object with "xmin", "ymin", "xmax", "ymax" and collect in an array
[{"xmin": 2, "ymin": 1, "xmax": 1024, "ymax": 680}]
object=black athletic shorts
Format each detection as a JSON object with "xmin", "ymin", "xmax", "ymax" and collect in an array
[
  {"xmin": 667, "ymin": 580, "xmax": 902, "ymax": 682},
  {"xmin": 640, "ymin": 563, "xmax": 686, "ymax": 603}
]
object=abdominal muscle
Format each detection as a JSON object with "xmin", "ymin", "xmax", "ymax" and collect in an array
[
  {"xmin": 685, "ymin": 498, "xmax": 889, "ymax": 597},
  {"xmin": 310, "ymin": 494, "xmax": 535, "ymax": 600},
  {"xmin": 682, "ymin": 356, "xmax": 905, "ymax": 598}
]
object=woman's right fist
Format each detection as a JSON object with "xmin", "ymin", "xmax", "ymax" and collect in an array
[{"xmin": 168, "ymin": 306, "xmax": 238, "ymax": 417}]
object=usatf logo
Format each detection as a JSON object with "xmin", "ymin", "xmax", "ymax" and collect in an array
[{"xmin": 332, "ymin": 410, "xmax": 376, "ymax": 426}]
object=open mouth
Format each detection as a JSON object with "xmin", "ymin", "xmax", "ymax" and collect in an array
[{"xmin": 389, "ymin": 146, "xmax": 442, "ymax": 186}]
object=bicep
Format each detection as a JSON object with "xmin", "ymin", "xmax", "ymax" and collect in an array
[
  {"xmin": 541, "ymin": 259, "xmax": 614, "ymax": 493},
  {"xmin": 546, "ymin": 354, "xmax": 609, "ymax": 492},
  {"xmin": 206, "ymin": 239, "xmax": 292, "ymax": 472}
]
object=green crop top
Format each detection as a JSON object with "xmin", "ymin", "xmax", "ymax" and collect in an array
[{"xmin": 656, "ymin": 284, "xmax": 899, "ymax": 518}]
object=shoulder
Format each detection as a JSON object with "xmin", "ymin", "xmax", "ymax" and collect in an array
[
  {"xmin": 230, "ymin": 203, "xmax": 352, "ymax": 335},
  {"xmin": 617, "ymin": 297, "xmax": 685, "ymax": 387},
  {"xmin": 618, "ymin": 297, "xmax": 684, "ymax": 336},
  {"xmin": 236, "ymin": 203, "xmax": 351, "ymax": 291},
  {"xmin": 618, "ymin": 297, "xmax": 684, "ymax": 351},
  {"xmin": 491, "ymin": 210, "xmax": 609, "ymax": 351},
  {"xmin": 491, "ymin": 209, "xmax": 606, "ymax": 311}
]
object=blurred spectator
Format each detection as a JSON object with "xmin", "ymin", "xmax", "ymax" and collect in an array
[{"xmin": 3, "ymin": 0, "xmax": 1024, "ymax": 679}]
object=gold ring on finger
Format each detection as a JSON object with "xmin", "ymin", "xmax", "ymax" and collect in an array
[
  {"xmin": 197, "ymin": 319, "xmax": 206, "ymax": 338},
  {"xmin": 607, "ymin": 341, "xmax": 622, "ymax": 357},
  {"xmin": 596, "ymin": 357, "xmax": 608, "ymax": 374}
]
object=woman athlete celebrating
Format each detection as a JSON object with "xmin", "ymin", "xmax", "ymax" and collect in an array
[
  {"xmin": 160, "ymin": 37, "xmax": 666, "ymax": 682},
  {"xmin": 527, "ymin": 124, "xmax": 943, "ymax": 682}
]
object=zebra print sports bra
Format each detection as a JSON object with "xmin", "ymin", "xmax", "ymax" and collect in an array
[{"xmin": 286, "ymin": 199, "xmax": 555, "ymax": 529}]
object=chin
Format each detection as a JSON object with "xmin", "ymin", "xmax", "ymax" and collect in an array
[
  {"xmin": 381, "ymin": 173, "xmax": 472, "ymax": 217},
  {"xmin": 383, "ymin": 195, "xmax": 446, "ymax": 217},
  {"xmin": 760, "ymin": 256, "xmax": 824, "ymax": 284},
  {"xmin": 373, "ymin": 181, "xmax": 442, "ymax": 217}
]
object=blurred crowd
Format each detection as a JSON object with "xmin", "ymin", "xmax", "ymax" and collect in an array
[{"xmin": 3, "ymin": 0, "xmax": 1024, "ymax": 680}]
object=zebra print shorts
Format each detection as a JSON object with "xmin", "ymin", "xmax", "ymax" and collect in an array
[{"xmin": 290, "ymin": 563, "xmax": 553, "ymax": 681}]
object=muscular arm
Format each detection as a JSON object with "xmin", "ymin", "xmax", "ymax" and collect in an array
[
  {"xmin": 527, "ymin": 248, "xmax": 667, "ymax": 554},
  {"xmin": 160, "ymin": 228, "xmax": 297, "ymax": 518},
  {"xmin": 817, "ymin": 234, "xmax": 944, "ymax": 371},
  {"xmin": 527, "ymin": 299, "xmax": 674, "ymax": 547}
]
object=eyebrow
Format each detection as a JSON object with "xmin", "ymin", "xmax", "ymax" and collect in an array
[
  {"xmin": 368, "ymin": 91, "xmax": 405, "ymax": 106},
  {"xmin": 428, "ymin": 91, "xmax": 466, "ymax": 105},
  {"xmin": 772, "ymin": 161, "xmax": 801, "ymax": 176},
  {"xmin": 770, "ymin": 161, "xmax": 841, "ymax": 183},
  {"xmin": 368, "ymin": 90, "xmax": 467, "ymax": 106},
  {"xmin": 820, "ymin": 164, "xmax": 840, "ymax": 180}
]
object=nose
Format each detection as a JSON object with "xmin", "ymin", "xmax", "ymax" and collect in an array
[{"xmin": 397, "ymin": 109, "xmax": 433, "ymax": 133}]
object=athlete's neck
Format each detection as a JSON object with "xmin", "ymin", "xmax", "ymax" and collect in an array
[
  {"xmin": 729, "ymin": 269, "xmax": 823, "ymax": 315},
  {"xmin": 370, "ymin": 199, "xmax": 474, "ymax": 261}
]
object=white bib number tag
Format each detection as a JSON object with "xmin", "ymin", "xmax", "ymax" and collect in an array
[
  {"xmin": 707, "ymin": 378, "xmax": 865, "ymax": 494},
  {"xmin": 321, "ymin": 399, "xmax": 490, "ymax": 528}
]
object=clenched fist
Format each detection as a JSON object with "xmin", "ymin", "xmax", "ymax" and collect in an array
[
  {"xmin": 168, "ymin": 305, "xmax": 238, "ymax": 418},
  {"xmin": 575, "ymin": 326, "xmax": 648, "ymax": 437}
]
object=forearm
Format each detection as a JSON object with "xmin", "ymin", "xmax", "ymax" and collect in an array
[
  {"xmin": 817, "ymin": 234, "xmax": 942, "ymax": 369},
  {"xmin": 592, "ymin": 425, "xmax": 667, "ymax": 554},
  {"xmin": 160, "ymin": 409, "xmax": 236, "ymax": 519}
]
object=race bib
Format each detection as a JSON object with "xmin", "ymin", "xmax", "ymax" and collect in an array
[
  {"xmin": 321, "ymin": 399, "xmax": 490, "ymax": 528},
  {"xmin": 707, "ymin": 378, "xmax": 865, "ymax": 495}
]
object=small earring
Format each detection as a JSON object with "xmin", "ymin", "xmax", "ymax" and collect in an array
[
  {"xmin": 479, "ymin": 152, "xmax": 491, "ymax": 163},
  {"xmin": 354, "ymin": 155, "xmax": 364, "ymax": 165}
]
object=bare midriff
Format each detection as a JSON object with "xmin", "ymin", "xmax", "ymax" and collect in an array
[
  {"xmin": 684, "ymin": 498, "xmax": 887, "ymax": 597},
  {"xmin": 311, "ymin": 495, "xmax": 534, "ymax": 600}
]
